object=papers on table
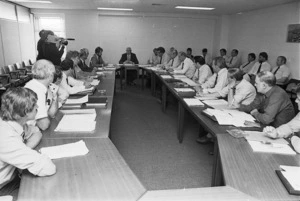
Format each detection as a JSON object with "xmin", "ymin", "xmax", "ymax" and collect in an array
[
  {"xmin": 183, "ymin": 98, "xmax": 204, "ymax": 106},
  {"xmin": 204, "ymin": 108, "xmax": 255, "ymax": 127},
  {"xmin": 96, "ymin": 72, "xmax": 104, "ymax": 75},
  {"xmin": 174, "ymin": 88, "xmax": 195, "ymax": 93},
  {"xmin": 177, "ymin": 77, "xmax": 197, "ymax": 87},
  {"xmin": 79, "ymin": 87, "xmax": 94, "ymax": 93},
  {"xmin": 90, "ymin": 80, "xmax": 100, "ymax": 86},
  {"xmin": 173, "ymin": 75, "xmax": 187, "ymax": 79},
  {"xmin": 60, "ymin": 108, "xmax": 96, "ymax": 115},
  {"xmin": 203, "ymin": 99, "xmax": 229, "ymax": 109},
  {"xmin": 276, "ymin": 165, "xmax": 300, "ymax": 194},
  {"xmin": 161, "ymin": 75, "xmax": 173, "ymax": 79},
  {"xmin": 138, "ymin": 64, "xmax": 152, "ymax": 67},
  {"xmin": 65, "ymin": 95, "xmax": 88, "ymax": 105},
  {"xmin": 40, "ymin": 140, "xmax": 89, "ymax": 159},
  {"xmin": 55, "ymin": 113, "xmax": 96, "ymax": 132},
  {"xmin": 247, "ymin": 141, "xmax": 296, "ymax": 155},
  {"xmin": 194, "ymin": 96, "xmax": 218, "ymax": 101},
  {"xmin": 244, "ymin": 131, "xmax": 288, "ymax": 145}
]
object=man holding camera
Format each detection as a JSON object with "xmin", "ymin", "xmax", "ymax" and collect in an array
[{"xmin": 44, "ymin": 34, "xmax": 66, "ymax": 65}]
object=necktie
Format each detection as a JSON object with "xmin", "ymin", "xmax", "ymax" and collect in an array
[
  {"xmin": 257, "ymin": 63, "xmax": 262, "ymax": 74},
  {"xmin": 160, "ymin": 56, "xmax": 162, "ymax": 64},
  {"xmin": 243, "ymin": 62, "xmax": 250, "ymax": 68},
  {"xmin": 181, "ymin": 62, "xmax": 184, "ymax": 69},
  {"xmin": 214, "ymin": 73, "xmax": 218, "ymax": 86},
  {"xmin": 230, "ymin": 57, "xmax": 233, "ymax": 64},
  {"xmin": 171, "ymin": 59, "xmax": 174, "ymax": 66},
  {"xmin": 274, "ymin": 66, "xmax": 281, "ymax": 75},
  {"xmin": 198, "ymin": 69, "xmax": 200, "ymax": 79}
]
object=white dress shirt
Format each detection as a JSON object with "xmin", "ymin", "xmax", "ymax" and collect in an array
[
  {"xmin": 193, "ymin": 64, "xmax": 212, "ymax": 85},
  {"xmin": 59, "ymin": 72, "xmax": 85, "ymax": 95},
  {"xmin": 0, "ymin": 119, "xmax": 55, "ymax": 189},
  {"xmin": 226, "ymin": 56, "xmax": 240, "ymax": 68},
  {"xmin": 174, "ymin": 57, "xmax": 196, "ymax": 79},
  {"xmin": 203, "ymin": 53, "xmax": 212, "ymax": 66},
  {"xmin": 240, "ymin": 61, "xmax": 256, "ymax": 74},
  {"xmin": 166, "ymin": 55, "xmax": 180, "ymax": 69},
  {"xmin": 271, "ymin": 64, "xmax": 291, "ymax": 85},
  {"xmin": 160, "ymin": 53, "xmax": 171, "ymax": 65},
  {"xmin": 248, "ymin": 61, "xmax": 271, "ymax": 75},
  {"xmin": 202, "ymin": 68, "xmax": 228, "ymax": 94}
]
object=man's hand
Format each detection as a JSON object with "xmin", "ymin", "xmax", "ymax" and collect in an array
[
  {"xmin": 49, "ymin": 83, "xmax": 59, "ymax": 100},
  {"xmin": 263, "ymin": 126, "xmax": 278, "ymax": 139},
  {"xmin": 84, "ymin": 81, "xmax": 91, "ymax": 88},
  {"xmin": 250, "ymin": 109, "xmax": 258, "ymax": 116}
]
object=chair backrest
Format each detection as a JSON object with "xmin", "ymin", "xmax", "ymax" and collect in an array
[
  {"xmin": 0, "ymin": 66, "xmax": 6, "ymax": 75},
  {"xmin": 22, "ymin": 61, "xmax": 26, "ymax": 68},
  {"xmin": 14, "ymin": 62, "xmax": 22, "ymax": 69},
  {"xmin": 7, "ymin": 65, "xmax": 15, "ymax": 72},
  {"xmin": 3, "ymin": 66, "xmax": 10, "ymax": 74},
  {"xmin": 29, "ymin": 59, "xmax": 33, "ymax": 65}
]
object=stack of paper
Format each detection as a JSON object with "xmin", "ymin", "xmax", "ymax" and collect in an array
[
  {"xmin": 40, "ymin": 140, "xmax": 89, "ymax": 159},
  {"xmin": 194, "ymin": 96, "xmax": 218, "ymax": 101},
  {"xmin": 90, "ymin": 80, "xmax": 100, "ymax": 86},
  {"xmin": 55, "ymin": 113, "xmax": 96, "ymax": 132},
  {"xmin": 178, "ymin": 77, "xmax": 198, "ymax": 87},
  {"xmin": 244, "ymin": 131, "xmax": 288, "ymax": 145},
  {"xmin": 60, "ymin": 108, "xmax": 96, "ymax": 115},
  {"xmin": 79, "ymin": 87, "xmax": 94, "ymax": 93},
  {"xmin": 138, "ymin": 64, "xmax": 152, "ymax": 67},
  {"xmin": 174, "ymin": 88, "xmax": 195, "ymax": 93},
  {"xmin": 280, "ymin": 166, "xmax": 300, "ymax": 191},
  {"xmin": 65, "ymin": 95, "xmax": 88, "ymax": 105},
  {"xmin": 161, "ymin": 75, "xmax": 173, "ymax": 79},
  {"xmin": 248, "ymin": 141, "xmax": 296, "ymax": 155},
  {"xmin": 183, "ymin": 98, "xmax": 204, "ymax": 106},
  {"xmin": 173, "ymin": 75, "xmax": 187, "ymax": 79}
]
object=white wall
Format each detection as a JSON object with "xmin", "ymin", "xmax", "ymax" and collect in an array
[
  {"xmin": 31, "ymin": 9, "xmax": 218, "ymax": 64},
  {"xmin": 228, "ymin": 1, "xmax": 300, "ymax": 79}
]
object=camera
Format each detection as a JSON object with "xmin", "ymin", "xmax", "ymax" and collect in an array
[{"xmin": 46, "ymin": 35, "xmax": 75, "ymax": 46}]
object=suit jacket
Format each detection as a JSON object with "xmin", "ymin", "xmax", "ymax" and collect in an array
[
  {"xmin": 90, "ymin": 54, "xmax": 105, "ymax": 67},
  {"xmin": 119, "ymin": 53, "xmax": 139, "ymax": 64},
  {"xmin": 78, "ymin": 59, "xmax": 93, "ymax": 72},
  {"xmin": 44, "ymin": 43, "xmax": 65, "ymax": 65}
]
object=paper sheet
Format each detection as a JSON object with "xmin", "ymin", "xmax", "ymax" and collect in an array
[
  {"xmin": 79, "ymin": 87, "xmax": 94, "ymax": 93},
  {"xmin": 65, "ymin": 95, "xmax": 88, "ymax": 105},
  {"xmin": 194, "ymin": 96, "xmax": 218, "ymax": 101},
  {"xmin": 178, "ymin": 78, "xmax": 197, "ymax": 87},
  {"xmin": 138, "ymin": 64, "xmax": 152, "ymax": 67},
  {"xmin": 90, "ymin": 80, "xmax": 100, "ymax": 86},
  {"xmin": 244, "ymin": 131, "xmax": 288, "ymax": 145},
  {"xmin": 161, "ymin": 75, "xmax": 173, "ymax": 79},
  {"xmin": 203, "ymin": 99, "xmax": 228, "ymax": 106},
  {"xmin": 174, "ymin": 88, "xmax": 195, "ymax": 93},
  {"xmin": 96, "ymin": 72, "xmax": 104, "ymax": 75},
  {"xmin": 40, "ymin": 140, "xmax": 89, "ymax": 159},
  {"xmin": 248, "ymin": 140, "xmax": 296, "ymax": 155},
  {"xmin": 173, "ymin": 75, "xmax": 187, "ymax": 79},
  {"xmin": 60, "ymin": 109, "xmax": 96, "ymax": 114},
  {"xmin": 183, "ymin": 98, "xmax": 204, "ymax": 106},
  {"xmin": 55, "ymin": 114, "xmax": 96, "ymax": 132}
]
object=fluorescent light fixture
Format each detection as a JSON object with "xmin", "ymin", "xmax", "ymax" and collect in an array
[
  {"xmin": 175, "ymin": 6, "xmax": 214, "ymax": 10},
  {"xmin": 10, "ymin": 0, "xmax": 52, "ymax": 3},
  {"xmin": 97, "ymin": 7, "xmax": 133, "ymax": 11}
]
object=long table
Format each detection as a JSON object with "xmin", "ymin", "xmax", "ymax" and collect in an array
[
  {"xmin": 17, "ymin": 70, "xmax": 146, "ymax": 201},
  {"xmin": 147, "ymin": 70, "xmax": 300, "ymax": 201}
]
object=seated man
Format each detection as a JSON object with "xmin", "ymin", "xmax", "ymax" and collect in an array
[
  {"xmin": 198, "ymin": 57, "xmax": 228, "ymax": 94},
  {"xmin": 239, "ymin": 71, "xmax": 295, "ymax": 127},
  {"xmin": 59, "ymin": 59, "xmax": 91, "ymax": 95},
  {"xmin": 165, "ymin": 49, "xmax": 180, "ymax": 69},
  {"xmin": 245, "ymin": 52, "xmax": 271, "ymax": 82},
  {"xmin": 0, "ymin": 88, "xmax": 56, "ymax": 198},
  {"xmin": 263, "ymin": 86, "xmax": 300, "ymax": 153},
  {"xmin": 192, "ymin": 56, "xmax": 212, "ymax": 85},
  {"xmin": 78, "ymin": 48, "xmax": 95, "ymax": 72},
  {"xmin": 169, "ymin": 51, "xmax": 195, "ymax": 79},
  {"xmin": 157, "ymin": 47, "xmax": 170, "ymax": 66},
  {"xmin": 90, "ymin": 47, "xmax": 107, "ymax": 67},
  {"xmin": 148, "ymin": 48, "xmax": 160, "ymax": 65},
  {"xmin": 240, "ymin": 53, "xmax": 256, "ymax": 74},
  {"xmin": 67, "ymin": 50, "xmax": 96, "ymax": 81},
  {"xmin": 25, "ymin": 60, "xmax": 59, "ymax": 131},
  {"xmin": 186, "ymin": 48, "xmax": 194, "ymax": 61},
  {"xmin": 202, "ymin": 48, "xmax": 212, "ymax": 66},
  {"xmin": 220, "ymin": 48, "xmax": 229, "ymax": 62},
  {"xmin": 119, "ymin": 47, "xmax": 139, "ymax": 85},
  {"xmin": 272, "ymin": 56, "xmax": 291, "ymax": 89},
  {"xmin": 226, "ymin": 49, "xmax": 240, "ymax": 68}
]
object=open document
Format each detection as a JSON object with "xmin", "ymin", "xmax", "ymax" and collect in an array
[
  {"xmin": 40, "ymin": 140, "xmax": 89, "ymax": 159},
  {"xmin": 54, "ymin": 113, "xmax": 96, "ymax": 132}
]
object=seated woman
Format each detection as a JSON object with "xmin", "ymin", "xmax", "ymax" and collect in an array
[
  {"xmin": 0, "ymin": 88, "xmax": 56, "ymax": 198},
  {"xmin": 263, "ymin": 86, "xmax": 300, "ymax": 153},
  {"xmin": 59, "ymin": 59, "xmax": 91, "ymax": 95}
]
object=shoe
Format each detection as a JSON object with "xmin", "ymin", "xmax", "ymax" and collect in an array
[{"xmin": 196, "ymin": 136, "xmax": 214, "ymax": 144}]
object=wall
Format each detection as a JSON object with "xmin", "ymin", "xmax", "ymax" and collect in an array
[
  {"xmin": 31, "ymin": 9, "xmax": 218, "ymax": 64},
  {"xmin": 228, "ymin": 1, "xmax": 300, "ymax": 78},
  {"xmin": 0, "ymin": 1, "xmax": 36, "ymax": 67}
]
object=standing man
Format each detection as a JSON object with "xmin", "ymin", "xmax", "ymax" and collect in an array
[
  {"xmin": 119, "ymin": 47, "xmax": 139, "ymax": 85},
  {"xmin": 272, "ymin": 56, "xmax": 291, "ymax": 89},
  {"xmin": 226, "ymin": 49, "xmax": 240, "ymax": 68},
  {"xmin": 24, "ymin": 60, "xmax": 59, "ymax": 131}
]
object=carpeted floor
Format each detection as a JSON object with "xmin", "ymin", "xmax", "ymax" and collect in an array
[{"xmin": 110, "ymin": 79, "xmax": 214, "ymax": 190}]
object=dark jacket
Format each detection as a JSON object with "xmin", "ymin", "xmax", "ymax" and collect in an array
[
  {"xmin": 119, "ymin": 53, "xmax": 139, "ymax": 64},
  {"xmin": 44, "ymin": 43, "xmax": 65, "ymax": 65},
  {"xmin": 78, "ymin": 59, "xmax": 93, "ymax": 72}
]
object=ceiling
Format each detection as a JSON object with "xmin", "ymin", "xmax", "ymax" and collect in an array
[{"xmin": 9, "ymin": 0, "xmax": 299, "ymax": 15}]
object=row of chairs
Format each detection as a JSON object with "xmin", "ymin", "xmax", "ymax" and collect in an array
[{"xmin": 0, "ymin": 60, "xmax": 34, "ymax": 89}]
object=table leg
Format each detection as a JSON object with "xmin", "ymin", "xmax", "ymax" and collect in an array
[
  {"xmin": 125, "ymin": 68, "xmax": 128, "ymax": 88},
  {"xmin": 120, "ymin": 67, "xmax": 123, "ymax": 90},
  {"xmin": 211, "ymin": 140, "xmax": 223, "ymax": 186},
  {"xmin": 151, "ymin": 72, "xmax": 155, "ymax": 96},
  {"xmin": 162, "ymin": 84, "xmax": 167, "ymax": 112},
  {"xmin": 153, "ymin": 73, "xmax": 156, "ymax": 96},
  {"xmin": 177, "ymin": 102, "xmax": 185, "ymax": 143},
  {"xmin": 141, "ymin": 69, "xmax": 145, "ymax": 90}
]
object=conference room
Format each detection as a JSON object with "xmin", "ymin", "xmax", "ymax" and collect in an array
[{"xmin": 0, "ymin": 0, "xmax": 300, "ymax": 200}]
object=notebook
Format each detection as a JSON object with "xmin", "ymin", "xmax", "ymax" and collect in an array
[{"xmin": 276, "ymin": 165, "xmax": 300, "ymax": 195}]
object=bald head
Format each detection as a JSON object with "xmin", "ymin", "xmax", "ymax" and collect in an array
[
  {"xmin": 32, "ymin": 59, "xmax": 55, "ymax": 80},
  {"xmin": 126, "ymin": 47, "xmax": 132, "ymax": 54}
]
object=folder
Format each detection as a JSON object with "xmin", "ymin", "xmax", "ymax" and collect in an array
[{"xmin": 276, "ymin": 170, "xmax": 300, "ymax": 195}]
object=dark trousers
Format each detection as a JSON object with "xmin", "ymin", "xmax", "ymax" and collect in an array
[{"xmin": 0, "ymin": 173, "xmax": 20, "ymax": 200}]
